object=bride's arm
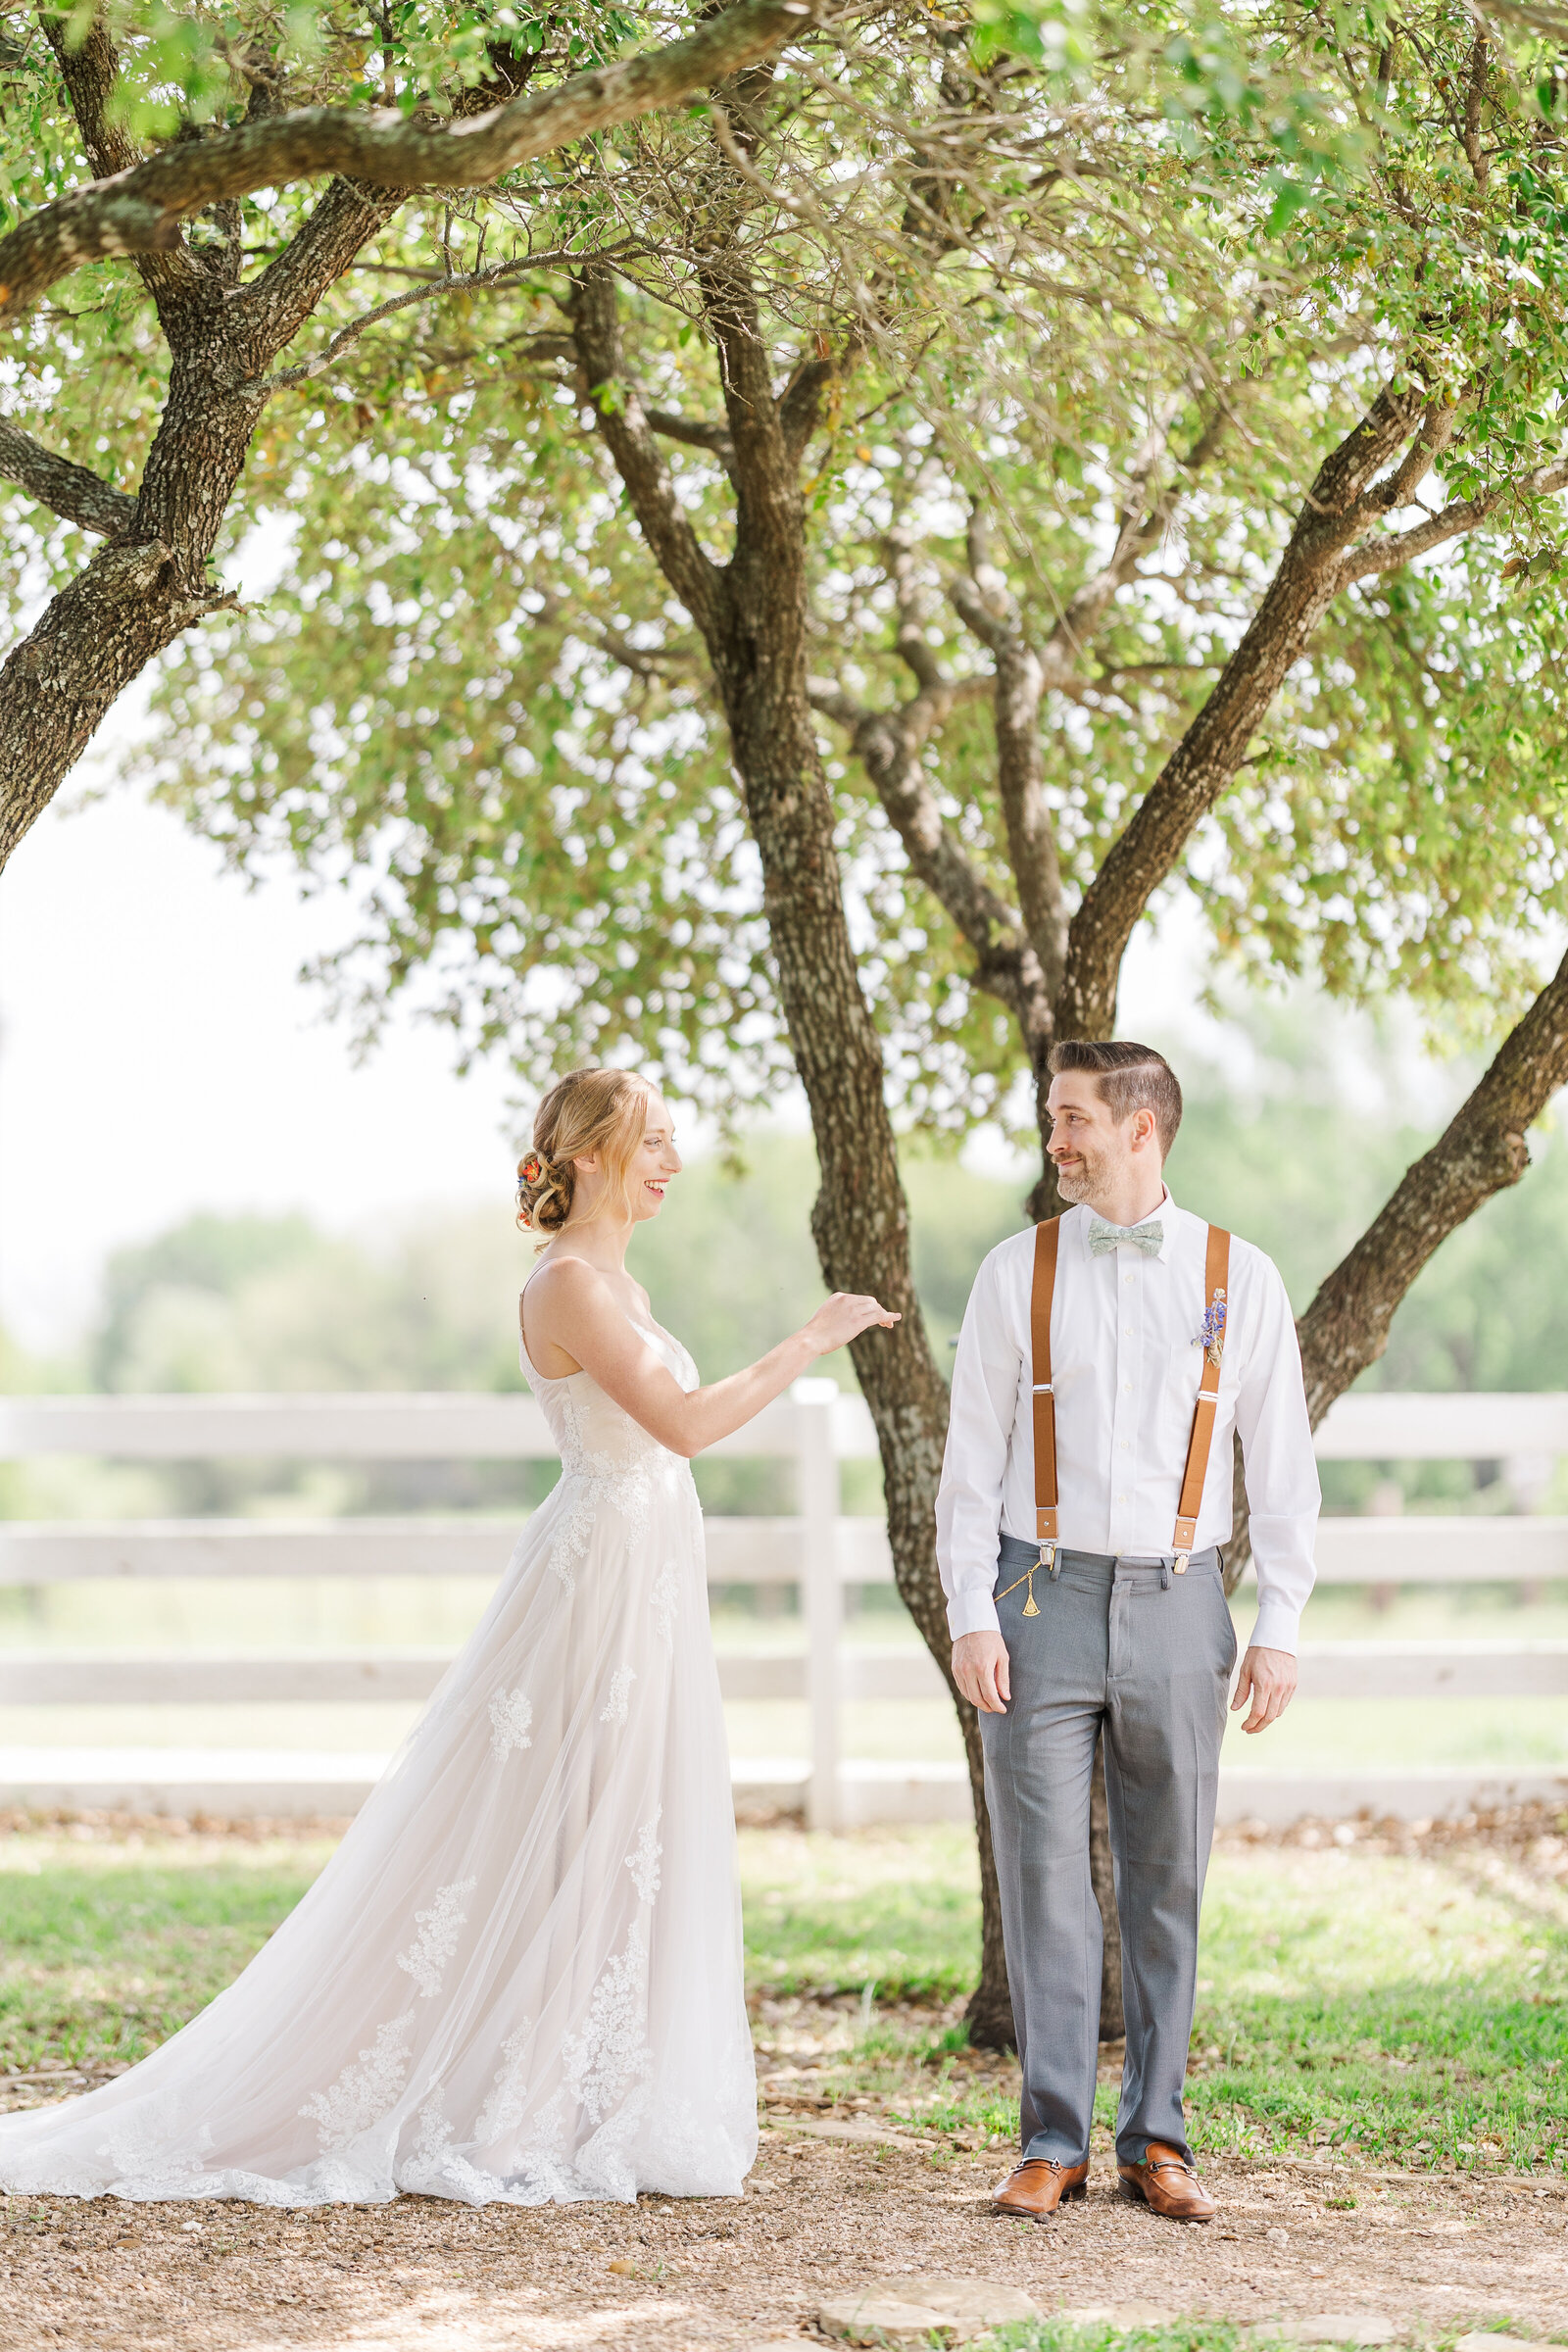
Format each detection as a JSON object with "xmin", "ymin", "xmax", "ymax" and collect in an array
[{"xmin": 524, "ymin": 1259, "xmax": 899, "ymax": 1457}]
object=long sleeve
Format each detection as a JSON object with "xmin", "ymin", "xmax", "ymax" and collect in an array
[
  {"xmin": 1233, "ymin": 1255, "xmax": 1320, "ymax": 1655},
  {"xmin": 936, "ymin": 1246, "xmax": 1025, "ymax": 1640}
]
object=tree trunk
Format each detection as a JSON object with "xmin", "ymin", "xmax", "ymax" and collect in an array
[{"xmin": 571, "ymin": 254, "xmax": 1016, "ymax": 2043}]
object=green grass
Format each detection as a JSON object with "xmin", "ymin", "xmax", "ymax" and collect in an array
[
  {"xmin": 2, "ymin": 1823, "xmax": 1564, "ymax": 2177},
  {"xmin": 1181, "ymin": 1846, "xmax": 1568, "ymax": 2172},
  {"xmin": 990, "ymin": 2329, "xmax": 1308, "ymax": 2352},
  {"xmin": 740, "ymin": 1824, "xmax": 981, "ymax": 2000},
  {"xmin": 981, "ymin": 2329, "xmax": 1541, "ymax": 2352},
  {"xmin": 0, "ymin": 1833, "xmax": 334, "ymax": 2073},
  {"xmin": 985, "ymin": 2328, "xmax": 1568, "ymax": 2352},
  {"xmin": 739, "ymin": 1826, "xmax": 1568, "ymax": 2175}
]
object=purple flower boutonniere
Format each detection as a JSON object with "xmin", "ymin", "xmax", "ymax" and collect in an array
[{"xmin": 1199, "ymin": 1294, "xmax": 1227, "ymax": 1368}]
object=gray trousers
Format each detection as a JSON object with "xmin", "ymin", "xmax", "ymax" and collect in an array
[{"xmin": 979, "ymin": 1536, "xmax": 1236, "ymax": 2167}]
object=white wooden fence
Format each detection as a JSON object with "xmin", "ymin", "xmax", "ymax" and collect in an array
[{"xmin": 0, "ymin": 1385, "xmax": 1565, "ymax": 1829}]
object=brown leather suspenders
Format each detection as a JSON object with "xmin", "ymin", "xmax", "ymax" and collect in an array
[
  {"xmin": 1000, "ymin": 1214, "xmax": 1232, "ymax": 1610},
  {"xmin": 1173, "ymin": 1221, "xmax": 1232, "ymax": 1571},
  {"xmin": 1030, "ymin": 1215, "xmax": 1060, "ymax": 1563}
]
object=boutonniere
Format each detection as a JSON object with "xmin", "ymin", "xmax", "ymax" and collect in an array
[{"xmin": 1198, "ymin": 1293, "xmax": 1227, "ymax": 1368}]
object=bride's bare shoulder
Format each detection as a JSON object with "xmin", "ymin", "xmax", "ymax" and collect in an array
[{"xmin": 521, "ymin": 1252, "xmax": 619, "ymax": 1329}]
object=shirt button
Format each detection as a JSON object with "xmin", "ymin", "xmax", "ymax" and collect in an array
[
  {"xmin": 1115, "ymin": 1492, "xmax": 1129, "ymax": 1503},
  {"xmin": 1117, "ymin": 1438, "xmax": 1129, "ymax": 1450},
  {"xmin": 1123, "ymin": 1325, "xmax": 1133, "ymax": 1337},
  {"xmin": 1123, "ymin": 1272, "xmax": 1135, "ymax": 1286},
  {"xmin": 1122, "ymin": 1383, "xmax": 1132, "ymax": 1396}
]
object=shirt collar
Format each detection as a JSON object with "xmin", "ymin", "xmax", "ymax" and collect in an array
[{"xmin": 1076, "ymin": 1184, "xmax": 1174, "ymax": 1263}]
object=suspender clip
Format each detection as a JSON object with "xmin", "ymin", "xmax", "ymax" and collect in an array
[
  {"xmin": 1037, "ymin": 1541, "xmax": 1058, "ymax": 1581},
  {"xmin": 1173, "ymin": 1550, "xmax": 1189, "ymax": 1576}
]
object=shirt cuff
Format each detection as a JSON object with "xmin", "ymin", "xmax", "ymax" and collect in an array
[
  {"xmin": 1247, "ymin": 1597, "xmax": 1300, "ymax": 1657},
  {"xmin": 947, "ymin": 1588, "xmax": 1001, "ymax": 1641}
]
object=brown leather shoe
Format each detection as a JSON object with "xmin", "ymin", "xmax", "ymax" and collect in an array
[
  {"xmin": 992, "ymin": 2157, "xmax": 1090, "ymax": 2220},
  {"xmin": 1116, "ymin": 2140, "xmax": 1215, "ymax": 2222}
]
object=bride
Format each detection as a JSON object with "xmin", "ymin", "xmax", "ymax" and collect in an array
[{"xmin": 0, "ymin": 1065, "xmax": 897, "ymax": 2208}]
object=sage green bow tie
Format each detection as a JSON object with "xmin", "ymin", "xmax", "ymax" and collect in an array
[{"xmin": 1088, "ymin": 1215, "xmax": 1163, "ymax": 1257}]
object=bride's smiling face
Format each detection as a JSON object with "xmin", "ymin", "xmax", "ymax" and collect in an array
[{"xmin": 630, "ymin": 1093, "xmax": 681, "ymax": 1222}]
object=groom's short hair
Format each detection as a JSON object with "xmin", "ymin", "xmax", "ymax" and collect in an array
[{"xmin": 1050, "ymin": 1039, "xmax": 1183, "ymax": 1154}]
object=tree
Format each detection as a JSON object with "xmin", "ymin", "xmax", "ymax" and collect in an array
[
  {"xmin": 0, "ymin": 0, "xmax": 815, "ymax": 867},
  {"xmin": 147, "ymin": 0, "xmax": 1568, "ymax": 2046}
]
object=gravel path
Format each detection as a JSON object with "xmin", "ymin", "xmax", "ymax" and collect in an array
[{"xmin": 3, "ymin": 2139, "xmax": 1565, "ymax": 2351}]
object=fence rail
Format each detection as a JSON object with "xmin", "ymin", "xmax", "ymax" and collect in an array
[
  {"xmin": 3, "ymin": 1638, "xmax": 1564, "ymax": 1709},
  {"xmin": 1, "ymin": 1388, "xmax": 1566, "ymax": 1829}
]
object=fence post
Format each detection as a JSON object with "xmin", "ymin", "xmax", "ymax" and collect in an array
[{"xmin": 793, "ymin": 1377, "xmax": 842, "ymax": 1835}]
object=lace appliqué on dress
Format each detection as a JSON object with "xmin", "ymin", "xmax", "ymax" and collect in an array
[
  {"xmin": 488, "ymin": 1687, "xmax": 533, "ymax": 1760},
  {"xmin": 475, "ymin": 2019, "xmax": 532, "ymax": 2146},
  {"xmin": 547, "ymin": 1392, "xmax": 659, "ymax": 1594},
  {"xmin": 561, "ymin": 1925, "xmax": 654, "ymax": 2126},
  {"xmin": 93, "ymin": 2093, "xmax": 218, "ymax": 2196},
  {"xmin": 398, "ymin": 2090, "xmax": 501, "ymax": 2206},
  {"xmin": 600, "ymin": 1666, "xmax": 636, "ymax": 1725},
  {"xmin": 299, "ymin": 2015, "xmax": 416, "ymax": 2152},
  {"xmin": 396, "ymin": 1878, "xmax": 477, "ymax": 1999},
  {"xmin": 624, "ymin": 1809, "xmax": 663, "ymax": 1905},
  {"xmin": 650, "ymin": 1561, "xmax": 679, "ymax": 1645}
]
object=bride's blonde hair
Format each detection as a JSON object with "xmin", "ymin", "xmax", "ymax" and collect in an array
[{"xmin": 516, "ymin": 1067, "xmax": 656, "ymax": 1248}]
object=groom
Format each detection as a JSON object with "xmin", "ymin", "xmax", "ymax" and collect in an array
[{"xmin": 937, "ymin": 1040, "xmax": 1319, "ymax": 2224}]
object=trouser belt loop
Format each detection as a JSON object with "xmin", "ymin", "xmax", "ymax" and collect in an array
[{"xmin": 1159, "ymin": 1561, "xmax": 1173, "ymax": 1592}]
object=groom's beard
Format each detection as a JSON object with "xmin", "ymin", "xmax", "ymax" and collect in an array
[{"xmin": 1052, "ymin": 1148, "xmax": 1107, "ymax": 1204}]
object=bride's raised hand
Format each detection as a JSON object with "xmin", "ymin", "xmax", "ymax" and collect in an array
[{"xmin": 801, "ymin": 1292, "xmax": 902, "ymax": 1356}]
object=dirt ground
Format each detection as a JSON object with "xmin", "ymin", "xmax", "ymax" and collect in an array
[{"xmin": 2, "ymin": 2133, "xmax": 1566, "ymax": 2352}]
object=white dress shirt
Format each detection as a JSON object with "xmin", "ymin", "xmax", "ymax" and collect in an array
[{"xmin": 936, "ymin": 1191, "xmax": 1319, "ymax": 1654}]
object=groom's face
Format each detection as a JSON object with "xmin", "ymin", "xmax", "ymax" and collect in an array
[{"xmin": 1046, "ymin": 1073, "xmax": 1137, "ymax": 1204}]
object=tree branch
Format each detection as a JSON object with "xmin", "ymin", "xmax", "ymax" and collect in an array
[
  {"xmin": 1056, "ymin": 380, "xmax": 1435, "ymax": 1037},
  {"xmin": 1339, "ymin": 451, "xmax": 1568, "ymax": 583},
  {"xmin": 646, "ymin": 408, "xmax": 737, "ymax": 466},
  {"xmin": 1459, "ymin": 27, "xmax": 1492, "ymax": 194},
  {"xmin": 951, "ymin": 513, "xmax": 1065, "ymax": 1004},
  {"xmin": 569, "ymin": 265, "xmax": 726, "ymax": 638},
  {"xmin": 1297, "ymin": 946, "xmax": 1568, "ymax": 1423},
  {"xmin": 1034, "ymin": 395, "xmax": 1189, "ymax": 693},
  {"xmin": 247, "ymin": 249, "xmax": 591, "ymax": 393},
  {"xmin": 1, "ymin": 0, "xmax": 816, "ymax": 320},
  {"xmin": 40, "ymin": 8, "xmax": 205, "ymax": 318},
  {"xmin": 0, "ymin": 419, "xmax": 134, "ymax": 537},
  {"xmin": 809, "ymin": 668, "xmax": 1054, "ymax": 1050}
]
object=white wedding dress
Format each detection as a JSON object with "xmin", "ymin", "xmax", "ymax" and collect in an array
[{"xmin": 0, "ymin": 1311, "xmax": 757, "ymax": 2206}]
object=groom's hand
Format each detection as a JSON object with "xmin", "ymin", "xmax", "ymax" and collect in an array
[
  {"xmin": 1231, "ymin": 1644, "xmax": 1297, "ymax": 1733},
  {"xmin": 953, "ymin": 1631, "xmax": 1011, "ymax": 1715}
]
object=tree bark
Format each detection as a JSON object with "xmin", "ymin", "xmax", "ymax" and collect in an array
[{"xmin": 0, "ymin": 170, "xmax": 404, "ymax": 863}]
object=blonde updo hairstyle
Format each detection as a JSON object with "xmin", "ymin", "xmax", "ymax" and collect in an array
[{"xmin": 516, "ymin": 1067, "xmax": 656, "ymax": 1249}]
